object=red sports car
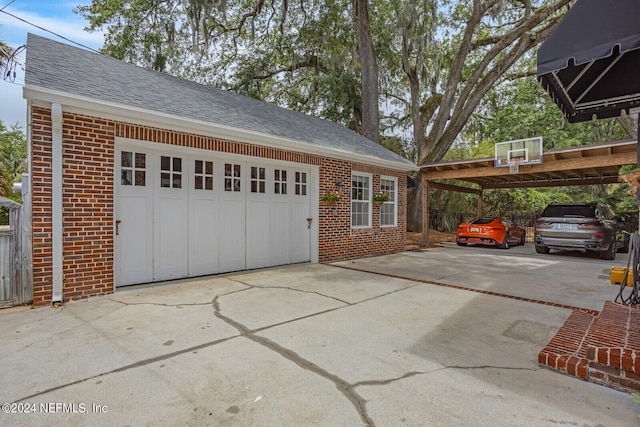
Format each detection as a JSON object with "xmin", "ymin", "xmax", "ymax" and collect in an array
[{"xmin": 456, "ymin": 217, "xmax": 526, "ymax": 249}]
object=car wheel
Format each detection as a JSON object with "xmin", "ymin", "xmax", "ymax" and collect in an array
[
  {"xmin": 600, "ymin": 242, "xmax": 616, "ymax": 260},
  {"xmin": 535, "ymin": 245, "xmax": 550, "ymax": 254},
  {"xmin": 499, "ymin": 233, "xmax": 510, "ymax": 249},
  {"xmin": 456, "ymin": 241, "xmax": 467, "ymax": 246}
]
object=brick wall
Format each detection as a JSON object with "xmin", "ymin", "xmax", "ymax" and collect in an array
[
  {"xmin": 31, "ymin": 108, "xmax": 54, "ymax": 305},
  {"xmin": 31, "ymin": 108, "xmax": 116, "ymax": 305},
  {"xmin": 318, "ymin": 160, "xmax": 407, "ymax": 262},
  {"xmin": 30, "ymin": 108, "xmax": 409, "ymax": 305}
]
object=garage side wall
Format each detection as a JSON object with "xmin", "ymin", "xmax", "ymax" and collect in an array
[
  {"xmin": 318, "ymin": 160, "xmax": 407, "ymax": 262},
  {"xmin": 30, "ymin": 108, "xmax": 408, "ymax": 305},
  {"xmin": 31, "ymin": 108, "xmax": 116, "ymax": 306}
]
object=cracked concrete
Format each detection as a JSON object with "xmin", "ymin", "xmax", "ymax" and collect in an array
[{"xmin": 0, "ymin": 254, "xmax": 638, "ymax": 426}]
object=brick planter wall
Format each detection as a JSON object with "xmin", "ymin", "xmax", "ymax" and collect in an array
[
  {"xmin": 539, "ymin": 301, "xmax": 640, "ymax": 392},
  {"xmin": 30, "ymin": 107, "xmax": 409, "ymax": 305}
]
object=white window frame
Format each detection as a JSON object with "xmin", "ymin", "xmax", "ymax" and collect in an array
[
  {"xmin": 351, "ymin": 172, "xmax": 372, "ymax": 228},
  {"xmin": 380, "ymin": 176, "xmax": 398, "ymax": 227}
]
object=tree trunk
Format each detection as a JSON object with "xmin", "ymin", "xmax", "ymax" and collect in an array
[{"xmin": 353, "ymin": 0, "xmax": 380, "ymax": 143}]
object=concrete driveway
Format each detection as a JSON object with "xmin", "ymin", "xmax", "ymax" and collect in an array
[{"xmin": 1, "ymin": 245, "xmax": 638, "ymax": 426}]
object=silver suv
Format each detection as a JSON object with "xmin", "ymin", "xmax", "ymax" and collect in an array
[{"xmin": 534, "ymin": 202, "xmax": 619, "ymax": 260}]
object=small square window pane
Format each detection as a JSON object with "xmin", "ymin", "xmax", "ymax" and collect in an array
[
  {"xmin": 234, "ymin": 165, "xmax": 241, "ymax": 177},
  {"xmin": 275, "ymin": 183, "xmax": 280, "ymax": 194},
  {"xmin": 301, "ymin": 173, "xmax": 306, "ymax": 183},
  {"xmin": 205, "ymin": 161, "xmax": 213, "ymax": 175},
  {"xmin": 225, "ymin": 163, "xmax": 232, "ymax": 176},
  {"xmin": 173, "ymin": 174, "xmax": 182, "ymax": 188},
  {"xmin": 251, "ymin": 181, "xmax": 257, "ymax": 193},
  {"xmin": 121, "ymin": 151, "xmax": 132, "ymax": 168},
  {"xmin": 234, "ymin": 178, "xmax": 241, "ymax": 192},
  {"xmin": 173, "ymin": 157, "xmax": 182, "ymax": 172},
  {"xmin": 135, "ymin": 153, "xmax": 145, "ymax": 168},
  {"xmin": 225, "ymin": 178, "xmax": 232, "ymax": 191},
  {"xmin": 275, "ymin": 170, "xmax": 280, "ymax": 181},
  {"xmin": 195, "ymin": 160, "xmax": 203, "ymax": 174},
  {"xmin": 251, "ymin": 167, "xmax": 257, "ymax": 180},
  {"xmin": 259, "ymin": 168, "xmax": 265, "ymax": 180},
  {"xmin": 195, "ymin": 175, "xmax": 203, "ymax": 190},
  {"xmin": 205, "ymin": 176, "xmax": 213, "ymax": 190},
  {"xmin": 282, "ymin": 183, "xmax": 287, "ymax": 194},
  {"xmin": 282, "ymin": 171, "xmax": 287, "ymax": 181},
  {"xmin": 161, "ymin": 156, "xmax": 170, "ymax": 171},
  {"xmin": 259, "ymin": 181, "xmax": 265, "ymax": 193},
  {"xmin": 135, "ymin": 170, "xmax": 145, "ymax": 186},
  {"xmin": 121, "ymin": 170, "xmax": 132, "ymax": 185},
  {"xmin": 301, "ymin": 186, "xmax": 306, "ymax": 196},
  {"xmin": 161, "ymin": 172, "xmax": 171, "ymax": 187}
]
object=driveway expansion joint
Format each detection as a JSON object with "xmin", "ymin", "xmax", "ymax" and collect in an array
[{"xmin": 331, "ymin": 264, "xmax": 597, "ymax": 314}]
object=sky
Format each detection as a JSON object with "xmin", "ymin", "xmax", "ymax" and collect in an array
[{"xmin": 0, "ymin": 0, "xmax": 103, "ymax": 129}]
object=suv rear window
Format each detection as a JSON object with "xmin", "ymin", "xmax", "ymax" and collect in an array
[
  {"xmin": 469, "ymin": 217, "xmax": 496, "ymax": 225},
  {"xmin": 540, "ymin": 205, "xmax": 595, "ymax": 218}
]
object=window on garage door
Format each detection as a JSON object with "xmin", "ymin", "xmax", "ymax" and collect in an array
[
  {"xmin": 120, "ymin": 151, "xmax": 146, "ymax": 186},
  {"xmin": 295, "ymin": 172, "xmax": 307, "ymax": 195},
  {"xmin": 225, "ymin": 163, "xmax": 241, "ymax": 192},
  {"xmin": 194, "ymin": 160, "xmax": 213, "ymax": 190},
  {"xmin": 250, "ymin": 166, "xmax": 266, "ymax": 193},
  {"xmin": 161, "ymin": 156, "xmax": 182, "ymax": 188},
  {"xmin": 274, "ymin": 169, "xmax": 287, "ymax": 194}
]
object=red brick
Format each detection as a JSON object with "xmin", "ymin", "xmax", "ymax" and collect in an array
[
  {"xmin": 610, "ymin": 348, "xmax": 622, "ymax": 369},
  {"xmin": 597, "ymin": 347, "xmax": 609, "ymax": 365},
  {"xmin": 30, "ymin": 108, "xmax": 408, "ymax": 305},
  {"xmin": 577, "ymin": 360, "xmax": 588, "ymax": 379}
]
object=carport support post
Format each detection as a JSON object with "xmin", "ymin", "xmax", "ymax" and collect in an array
[
  {"xmin": 477, "ymin": 185, "xmax": 484, "ymax": 217},
  {"xmin": 421, "ymin": 174, "xmax": 430, "ymax": 247}
]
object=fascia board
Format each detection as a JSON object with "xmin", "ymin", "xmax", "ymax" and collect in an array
[{"xmin": 23, "ymin": 86, "xmax": 419, "ymax": 172}]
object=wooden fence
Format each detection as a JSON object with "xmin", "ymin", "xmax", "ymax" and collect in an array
[{"xmin": 0, "ymin": 197, "xmax": 32, "ymax": 307}]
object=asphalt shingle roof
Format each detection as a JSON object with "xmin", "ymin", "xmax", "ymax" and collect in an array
[{"xmin": 25, "ymin": 34, "xmax": 414, "ymax": 169}]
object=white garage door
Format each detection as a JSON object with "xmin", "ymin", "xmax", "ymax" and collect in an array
[{"xmin": 115, "ymin": 144, "xmax": 313, "ymax": 287}]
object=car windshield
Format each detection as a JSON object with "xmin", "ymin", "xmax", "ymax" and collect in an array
[
  {"xmin": 541, "ymin": 205, "xmax": 594, "ymax": 218},
  {"xmin": 469, "ymin": 217, "xmax": 495, "ymax": 225}
]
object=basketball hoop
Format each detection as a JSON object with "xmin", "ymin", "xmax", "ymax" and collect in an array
[{"xmin": 508, "ymin": 159, "xmax": 521, "ymax": 175}]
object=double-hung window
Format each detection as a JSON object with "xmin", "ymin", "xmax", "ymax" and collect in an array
[
  {"xmin": 380, "ymin": 176, "xmax": 397, "ymax": 227},
  {"xmin": 351, "ymin": 173, "xmax": 371, "ymax": 227}
]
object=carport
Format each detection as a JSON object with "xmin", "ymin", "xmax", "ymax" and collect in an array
[{"xmin": 418, "ymin": 139, "xmax": 638, "ymax": 246}]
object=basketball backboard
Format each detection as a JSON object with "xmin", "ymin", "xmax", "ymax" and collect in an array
[{"xmin": 494, "ymin": 136, "xmax": 543, "ymax": 168}]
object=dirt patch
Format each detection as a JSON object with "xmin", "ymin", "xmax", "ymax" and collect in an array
[{"xmin": 406, "ymin": 229, "xmax": 455, "ymax": 249}]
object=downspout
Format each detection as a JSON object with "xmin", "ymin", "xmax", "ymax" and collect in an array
[{"xmin": 51, "ymin": 103, "xmax": 63, "ymax": 304}]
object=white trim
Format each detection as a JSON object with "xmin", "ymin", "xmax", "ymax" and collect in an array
[
  {"xmin": 380, "ymin": 175, "xmax": 398, "ymax": 228},
  {"xmin": 51, "ymin": 103, "xmax": 63, "ymax": 303},
  {"xmin": 24, "ymin": 86, "xmax": 418, "ymax": 172},
  {"xmin": 351, "ymin": 172, "xmax": 373, "ymax": 228},
  {"xmin": 114, "ymin": 138, "xmax": 320, "ymax": 273}
]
